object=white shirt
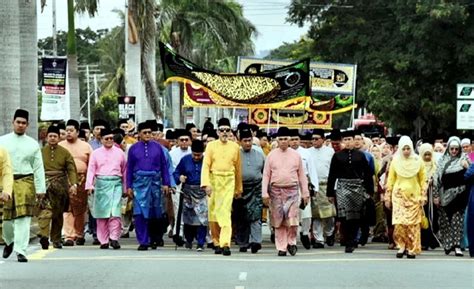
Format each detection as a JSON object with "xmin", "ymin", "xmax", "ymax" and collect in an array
[
  {"xmin": 307, "ymin": 145, "xmax": 334, "ymax": 181},
  {"xmin": 169, "ymin": 146, "xmax": 192, "ymax": 169},
  {"xmin": 294, "ymin": 146, "xmax": 319, "ymax": 191}
]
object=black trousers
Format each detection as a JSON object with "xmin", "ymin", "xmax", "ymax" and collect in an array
[
  {"xmin": 341, "ymin": 219, "xmax": 360, "ymax": 247},
  {"xmin": 148, "ymin": 217, "xmax": 168, "ymax": 243}
]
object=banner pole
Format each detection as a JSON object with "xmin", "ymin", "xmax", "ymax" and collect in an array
[{"xmin": 267, "ymin": 108, "xmax": 272, "ymax": 133}]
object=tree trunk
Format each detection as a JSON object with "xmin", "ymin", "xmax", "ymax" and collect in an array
[
  {"xmin": 67, "ymin": 0, "xmax": 80, "ymax": 120},
  {"xmin": 19, "ymin": 0, "xmax": 38, "ymax": 139},
  {"xmin": 141, "ymin": 32, "xmax": 157, "ymax": 122},
  {"xmin": 0, "ymin": 1, "xmax": 20, "ymax": 136},
  {"xmin": 125, "ymin": 1, "xmax": 143, "ymax": 125}
]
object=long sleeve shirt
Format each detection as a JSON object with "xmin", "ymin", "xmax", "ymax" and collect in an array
[
  {"xmin": 241, "ymin": 147, "xmax": 265, "ymax": 183},
  {"xmin": 59, "ymin": 139, "xmax": 93, "ymax": 174},
  {"xmin": 85, "ymin": 146, "xmax": 127, "ymax": 190},
  {"xmin": 262, "ymin": 148, "xmax": 309, "ymax": 198},
  {"xmin": 89, "ymin": 138, "xmax": 102, "ymax": 150},
  {"xmin": 307, "ymin": 146, "xmax": 334, "ymax": 181},
  {"xmin": 201, "ymin": 140, "xmax": 242, "ymax": 193},
  {"xmin": 0, "ymin": 133, "xmax": 46, "ymax": 194},
  {"xmin": 0, "ymin": 146, "xmax": 13, "ymax": 197},
  {"xmin": 160, "ymin": 144, "xmax": 176, "ymax": 187},
  {"xmin": 173, "ymin": 154, "xmax": 202, "ymax": 186},
  {"xmin": 295, "ymin": 146, "xmax": 310, "ymax": 175},
  {"xmin": 42, "ymin": 144, "xmax": 78, "ymax": 185},
  {"xmin": 326, "ymin": 149, "xmax": 374, "ymax": 198},
  {"xmin": 126, "ymin": 141, "xmax": 170, "ymax": 190},
  {"xmin": 169, "ymin": 147, "xmax": 192, "ymax": 170}
]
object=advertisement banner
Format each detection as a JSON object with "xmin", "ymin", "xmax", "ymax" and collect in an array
[
  {"xmin": 456, "ymin": 84, "xmax": 474, "ymax": 130},
  {"xmin": 40, "ymin": 57, "xmax": 69, "ymax": 121},
  {"xmin": 118, "ymin": 96, "xmax": 136, "ymax": 122}
]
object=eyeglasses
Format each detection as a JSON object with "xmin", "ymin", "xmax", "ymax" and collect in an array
[
  {"xmin": 103, "ymin": 137, "xmax": 114, "ymax": 141},
  {"xmin": 178, "ymin": 138, "xmax": 189, "ymax": 142},
  {"xmin": 278, "ymin": 137, "xmax": 289, "ymax": 141},
  {"xmin": 450, "ymin": 147, "xmax": 460, "ymax": 151},
  {"xmin": 219, "ymin": 128, "xmax": 231, "ymax": 133},
  {"xmin": 141, "ymin": 131, "xmax": 152, "ymax": 135},
  {"xmin": 312, "ymin": 136, "xmax": 322, "ymax": 140}
]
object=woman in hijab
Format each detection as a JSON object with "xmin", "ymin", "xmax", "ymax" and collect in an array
[
  {"xmin": 418, "ymin": 143, "xmax": 440, "ymax": 250},
  {"xmin": 434, "ymin": 136, "xmax": 470, "ymax": 257},
  {"xmin": 384, "ymin": 136, "xmax": 426, "ymax": 258}
]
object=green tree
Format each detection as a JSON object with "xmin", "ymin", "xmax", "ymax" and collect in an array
[
  {"xmin": 266, "ymin": 38, "xmax": 316, "ymax": 61},
  {"xmin": 287, "ymin": 0, "xmax": 474, "ymax": 136},
  {"xmin": 92, "ymin": 91, "xmax": 119, "ymax": 126}
]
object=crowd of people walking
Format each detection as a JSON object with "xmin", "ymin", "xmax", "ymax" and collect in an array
[{"xmin": 1, "ymin": 108, "xmax": 473, "ymax": 263}]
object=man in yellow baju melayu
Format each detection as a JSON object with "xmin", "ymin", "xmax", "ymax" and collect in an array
[{"xmin": 201, "ymin": 118, "xmax": 242, "ymax": 256}]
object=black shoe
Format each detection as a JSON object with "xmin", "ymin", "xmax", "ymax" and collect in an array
[
  {"xmin": 345, "ymin": 246, "xmax": 354, "ymax": 253},
  {"xmin": 444, "ymin": 248, "xmax": 452, "ymax": 255},
  {"xmin": 396, "ymin": 250, "xmax": 405, "ymax": 258},
  {"xmin": 288, "ymin": 245, "xmax": 297, "ymax": 256},
  {"xmin": 239, "ymin": 247, "xmax": 248, "ymax": 253},
  {"xmin": 173, "ymin": 235, "xmax": 184, "ymax": 247},
  {"xmin": 207, "ymin": 242, "xmax": 215, "ymax": 249},
  {"xmin": 311, "ymin": 238, "xmax": 317, "ymax": 247},
  {"xmin": 17, "ymin": 254, "xmax": 28, "ymax": 263},
  {"xmin": 326, "ymin": 234, "xmax": 335, "ymax": 247},
  {"xmin": 185, "ymin": 242, "xmax": 193, "ymax": 250},
  {"xmin": 100, "ymin": 244, "xmax": 109, "ymax": 249},
  {"xmin": 421, "ymin": 246, "xmax": 429, "ymax": 251},
  {"xmin": 121, "ymin": 233, "xmax": 130, "ymax": 239},
  {"xmin": 40, "ymin": 237, "xmax": 49, "ymax": 250},
  {"xmin": 223, "ymin": 247, "xmax": 231, "ymax": 256},
  {"xmin": 407, "ymin": 254, "xmax": 416, "ymax": 259},
  {"xmin": 300, "ymin": 234, "xmax": 311, "ymax": 250},
  {"xmin": 75, "ymin": 238, "xmax": 85, "ymax": 246},
  {"xmin": 214, "ymin": 246, "xmax": 223, "ymax": 254},
  {"xmin": 270, "ymin": 233, "xmax": 275, "ymax": 244},
  {"xmin": 157, "ymin": 239, "xmax": 164, "ymax": 247},
  {"xmin": 359, "ymin": 236, "xmax": 368, "ymax": 247},
  {"xmin": 63, "ymin": 240, "xmax": 74, "ymax": 247},
  {"xmin": 151, "ymin": 242, "xmax": 158, "ymax": 250},
  {"xmin": 251, "ymin": 243, "xmax": 262, "ymax": 254},
  {"xmin": 92, "ymin": 238, "xmax": 100, "ymax": 245},
  {"xmin": 52, "ymin": 242, "xmax": 63, "ymax": 249},
  {"xmin": 137, "ymin": 245, "xmax": 149, "ymax": 251},
  {"xmin": 110, "ymin": 240, "xmax": 121, "ymax": 250},
  {"xmin": 313, "ymin": 242, "xmax": 325, "ymax": 249},
  {"xmin": 278, "ymin": 251, "xmax": 287, "ymax": 256},
  {"xmin": 2, "ymin": 242, "xmax": 14, "ymax": 258}
]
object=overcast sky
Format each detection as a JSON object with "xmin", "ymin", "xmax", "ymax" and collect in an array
[{"xmin": 37, "ymin": 0, "xmax": 309, "ymax": 55}]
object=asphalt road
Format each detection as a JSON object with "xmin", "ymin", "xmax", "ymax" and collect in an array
[{"xmin": 0, "ymin": 230, "xmax": 473, "ymax": 289}]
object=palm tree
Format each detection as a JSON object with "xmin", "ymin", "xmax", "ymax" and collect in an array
[{"xmin": 0, "ymin": 1, "xmax": 20, "ymax": 136}]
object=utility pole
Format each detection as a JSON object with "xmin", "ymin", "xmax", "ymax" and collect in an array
[
  {"xmin": 52, "ymin": 0, "xmax": 57, "ymax": 56},
  {"xmin": 86, "ymin": 65, "xmax": 91, "ymax": 124}
]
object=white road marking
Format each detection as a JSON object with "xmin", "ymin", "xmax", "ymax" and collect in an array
[
  {"xmin": 238, "ymin": 272, "xmax": 247, "ymax": 281},
  {"xmin": 235, "ymin": 286, "xmax": 245, "ymax": 289}
]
